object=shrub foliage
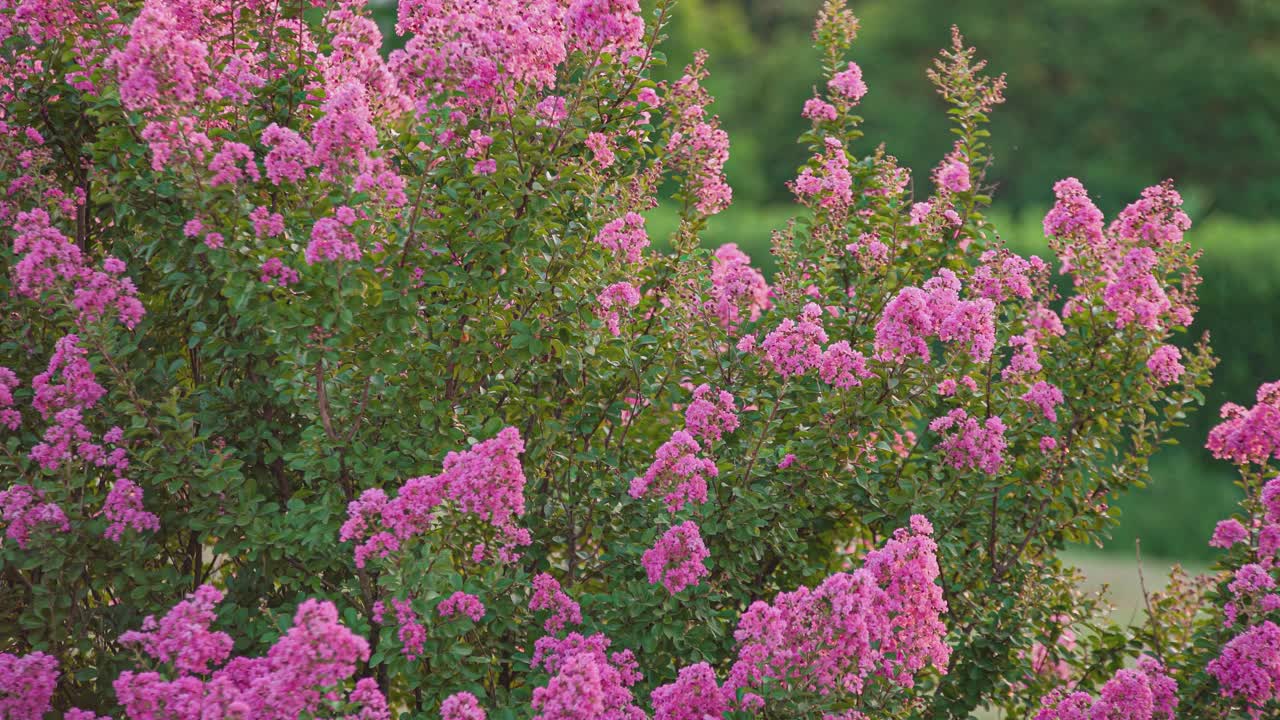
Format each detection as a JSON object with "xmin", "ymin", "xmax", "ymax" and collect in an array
[{"xmin": 1, "ymin": 1, "xmax": 1276, "ymax": 719}]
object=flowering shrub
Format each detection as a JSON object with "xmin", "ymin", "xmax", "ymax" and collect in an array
[{"xmin": 1, "ymin": 0, "xmax": 1269, "ymax": 718}]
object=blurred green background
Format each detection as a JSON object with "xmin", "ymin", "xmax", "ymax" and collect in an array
[{"xmin": 373, "ymin": 0, "xmax": 1280, "ymax": 564}]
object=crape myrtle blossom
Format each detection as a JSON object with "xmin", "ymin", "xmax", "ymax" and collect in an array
[
  {"xmin": 828, "ymin": 62, "xmax": 867, "ymax": 103},
  {"xmin": 11, "ymin": 208, "xmax": 145, "ymax": 329},
  {"xmin": 1146, "ymin": 345, "xmax": 1185, "ymax": 386},
  {"xmin": 1210, "ymin": 518, "xmax": 1250, "ymax": 549},
  {"xmin": 707, "ymin": 243, "xmax": 768, "ymax": 329},
  {"xmin": 761, "ymin": 302, "xmax": 828, "ymax": 377},
  {"xmin": 642, "ymin": 520, "xmax": 711, "ymax": 594},
  {"xmin": 649, "ymin": 662, "xmax": 731, "ymax": 720},
  {"xmin": 970, "ymin": 248, "xmax": 1048, "ymax": 303},
  {"xmin": 803, "ymin": 97, "xmax": 839, "ymax": 122},
  {"xmin": 113, "ymin": 589, "xmax": 390, "ymax": 720},
  {"xmin": 596, "ymin": 281, "xmax": 641, "ymax": 336},
  {"xmin": 1207, "ymin": 621, "xmax": 1280, "ymax": 719},
  {"xmin": 531, "ymin": 632, "xmax": 645, "ymax": 720},
  {"xmin": 529, "ymin": 572, "xmax": 583, "ymax": 635},
  {"xmin": 0, "ymin": 650, "xmax": 59, "ymax": 720},
  {"xmin": 726, "ymin": 516, "xmax": 948, "ymax": 701},
  {"xmin": 1034, "ymin": 656, "xmax": 1177, "ymax": 720},
  {"xmin": 442, "ymin": 691, "xmax": 487, "ymax": 720},
  {"xmin": 874, "ymin": 269, "xmax": 996, "ymax": 364},
  {"xmin": 564, "ymin": 0, "xmax": 645, "ymax": 56},
  {"xmin": 629, "ymin": 430, "xmax": 718, "ymax": 513},
  {"xmin": 793, "ymin": 137, "xmax": 853, "ymax": 209},
  {"xmin": 389, "ymin": 598, "xmax": 427, "ymax": 660},
  {"xmin": 1045, "ymin": 178, "xmax": 1198, "ymax": 331},
  {"xmin": 341, "ymin": 427, "xmax": 529, "ymax": 567},
  {"xmin": 118, "ymin": 584, "xmax": 234, "ymax": 676},
  {"xmin": 819, "ymin": 341, "xmax": 871, "ymax": 389},
  {"xmin": 1206, "ymin": 380, "xmax": 1280, "ymax": 466},
  {"xmin": 930, "ymin": 409, "xmax": 1008, "ymax": 475},
  {"xmin": 683, "ymin": 383, "xmax": 739, "ymax": 442},
  {"xmin": 594, "ymin": 213, "xmax": 649, "ymax": 264},
  {"xmin": 438, "ymin": 591, "xmax": 486, "ymax": 622},
  {"xmin": 664, "ymin": 51, "xmax": 733, "ymax": 216},
  {"xmin": 0, "ymin": 485, "xmax": 70, "ymax": 549},
  {"xmin": 1043, "ymin": 177, "xmax": 1105, "ymax": 250},
  {"xmin": 1264, "ymin": 476, "xmax": 1280, "ymax": 524},
  {"xmin": 1022, "ymin": 381, "xmax": 1065, "ymax": 423},
  {"xmin": 933, "ymin": 144, "xmax": 971, "ymax": 194}
]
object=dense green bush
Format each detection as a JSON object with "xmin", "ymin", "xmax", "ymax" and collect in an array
[
  {"xmin": 651, "ymin": 205, "xmax": 1280, "ymax": 561},
  {"xmin": 5, "ymin": 1, "xmax": 1280, "ymax": 719}
]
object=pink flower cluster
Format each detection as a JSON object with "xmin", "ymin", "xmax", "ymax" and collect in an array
[
  {"xmin": 594, "ymin": 213, "xmax": 649, "ymax": 264},
  {"xmin": 1110, "ymin": 182, "xmax": 1192, "ymax": 248},
  {"xmin": 1207, "ymin": 620, "xmax": 1280, "ymax": 718},
  {"xmin": 114, "ymin": 589, "xmax": 388, "ymax": 720},
  {"xmin": 929, "ymin": 409, "xmax": 1008, "ymax": 475},
  {"xmin": 387, "ymin": 598, "xmax": 427, "ymax": 660},
  {"xmin": 262, "ymin": 124, "xmax": 313, "ymax": 185},
  {"xmin": 755, "ymin": 303, "xmax": 872, "ymax": 388},
  {"xmin": 707, "ymin": 244, "xmax": 769, "ymax": 329},
  {"xmin": 341, "ymin": 427, "xmax": 529, "ymax": 567},
  {"xmin": 828, "ymin": 62, "xmax": 867, "ymax": 103},
  {"xmin": 529, "ymin": 573, "xmax": 583, "ymax": 635},
  {"xmin": 314, "ymin": 81, "xmax": 406, "ymax": 204},
  {"xmin": 0, "ymin": 651, "xmax": 59, "ymax": 720},
  {"xmin": 208, "ymin": 142, "xmax": 259, "ymax": 187},
  {"xmin": 683, "ymin": 384, "xmax": 739, "ymax": 442},
  {"xmin": 1103, "ymin": 248, "xmax": 1171, "ymax": 330},
  {"xmin": 438, "ymin": 591, "xmax": 486, "ymax": 622},
  {"xmin": 762, "ymin": 302, "xmax": 828, "ymax": 377},
  {"xmin": 793, "ymin": 137, "xmax": 853, "ymax": 209},
  {"xmin": 0, "ymin": 367, "xmax": 20, "ymax": 430},
  {"xmin": 307, "ymin": 210, "xmax": 363, "ymax": 265},
  {"xmin": 845, "ymin": 232, "xmax": 890, "ymax": 269},
  {"xmin": 119, "ymin": 584, "xmax": 234, "ymax": 675},
  {"xmin": 1022, "ymin": 381, "xmax": 1065, "ymax": 423},
  {"xmin": 875, "ymin": 270, "xmax": 996, "ymax": 364},
  {"xmin": 585, "ymin": 132, "xmax": 616, "ymax": 169},
  {"xmin": 819, "ymin": 341, "xmax": 871, "ymax": 389},
  {"xmin": 629, "ymin": 430, "xmax": 718, "ymax": 513},
  {"xmin": 564, "ymin": 0, "xmax": 645, "ymax": 55},
  {"xmin": 664, "ymin": 52, "xmax": 733, "ymax": 215},
  {"xmin": 726, "ymin": 517, "xmax": 949, "ymax": 701},
  {"xmin": 442, "ymin": 691, "xmax": 487, "ymax": 720},
  {"xmin": 642, "ymin": 521, "xmax": 710, "ymax": 594},
  {"xmin": 934, "ymin": 158, "xmax": 970, "ymax": 194},
  {"xmin": 802, "ymin": 97, "xmax": 838, "ymax": 122},
  {"xmin": 1043, "ymin": 177, "xmax": 1105, "ymax": 247},
  {"xmin": 388, "ymin": 0, "xmax": 638, "ymax": 115},
  {"xmin": 103, "ymin": 478, "xmax": 161, "ymax": 542},
  {"xmin": 1211, "ymin": 518, "xmax": 1250, "ymax": 549},
  {"xmin": 597, "ymin": 281, "xmax": 641, "ymax": 336},
  {"xmin": 1034, "ymin": 656, "xmax": 1177, "ymax": 720},
  {"xmin": 970, "ymin": 249, "xmax": 1047, "ymax": 303},
  {"xmin": 22, "ymin": 335, "xmax": 158, "ymax": 542},
  {"xmin": 109, "ymin": 0, "xmax": 210, "ymax": 112},
  {"xmin": 650, "ymin": 662, "xmax": 730, "ymax": 720},
  {"xmin": 1206, "ymin": 380, "xmax": 1280, "ymax": 466},
  {"xmin": 531, "ymin": 633, "xmax": 645, "ymax": 720},
  {"xmin": 0, "ymin": 484, "xmax": 69, "ymax": 548},
  {"xmin": 1146, "ymin": 345, "xmax": 1184, "ymax": 386},
  {"xmin": 1046, "ymin": 178, "xmax": 1196, "ymax": 331},
  {"xmin": 11, "ymin": 208, "xmax": 145, "ymax": 329},
  {"xmin": 259, "ymin": 258, "xmax": 301, "ymax": 287},
  {"xmin": 1204, "ymin": 474, "xmax": 1280, "ymax": 716}
]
